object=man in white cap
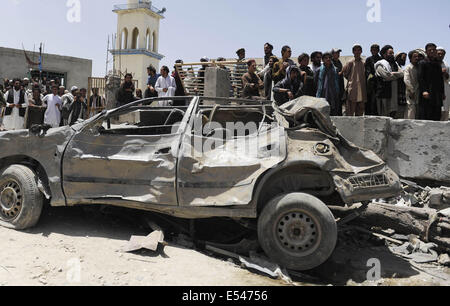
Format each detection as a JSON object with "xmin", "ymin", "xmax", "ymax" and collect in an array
[
  {"xmin": 3, "ymin": 78, "xmax": 29, "ymax": 130},
  {"xmin": 437, "ymin": 47, "xmax": 449, "ymax": 121},
  {"xmin": 22, "ymin": 78, "xmax": 32, "ymax": 97}
]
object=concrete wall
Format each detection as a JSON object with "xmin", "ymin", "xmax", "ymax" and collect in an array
[
  {"xmin": 204, "ymin": 67, "xmax": 231, "ymax": 102},
  {"xmin": 0, "ymin": 47, "xmax": 92, "ymax": 89},
  {"xmin": 332, "ymin": 116, "xmax": 450, "ymax": 184}
]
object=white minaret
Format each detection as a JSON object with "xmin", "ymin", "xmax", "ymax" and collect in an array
[{"xmin": 112, "ymin": 0, "xmax": 165, "ymax": 89}]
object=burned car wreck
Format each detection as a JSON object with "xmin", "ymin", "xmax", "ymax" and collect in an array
[{"xmin": 0, "ymin": 96, "xmax": 402, "ymax": 271}]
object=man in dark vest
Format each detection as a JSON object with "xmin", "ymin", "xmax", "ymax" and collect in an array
[{"xmin": 3, "ymin": 78, "xmax": 28, "ymax": 130}]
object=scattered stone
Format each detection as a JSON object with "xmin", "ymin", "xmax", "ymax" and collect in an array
[
  {"xmin": 381, "ymin": 229, "xmax": 395, "ymax": 236},
  {"xmin": 429, "ymin": 187, "xmax": 450, "ymax": 209},
  {"xmin": 123, "ymin": 231, "xmax": 165, "ymax": 253},
  {"xmin": 438, "ymin": 254, "xmax": 450, "ymax": 266},
  {"xmin": 391, "ymin": 234, "xmax": 409, "ymax": 241},
  {"xmin": 239, "ymin": 254, "xmax": 293, "ymax": 285},
  {"xmin": 438, "ymin": 208, "xmax": 450, "ymax": 218},
  {"xmin": 389, "ymin": 236, "xmax": 439, "ymax": 264}
]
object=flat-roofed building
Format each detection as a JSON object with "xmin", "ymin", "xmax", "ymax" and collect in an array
[{"xmin": 0, "ymin": 47, "xmax": 92, "ymax": 89}]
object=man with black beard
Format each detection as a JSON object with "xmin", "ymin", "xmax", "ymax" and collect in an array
[
  {"xmin": 365, "ymin": 44, "xmax": 382, "ymax": 115},
  {"xmin": 117, "ymin": 73, "xmax": 135, "ymax": 107},
  {"xmin": 417, "ymin": 43, "xmax": 445, "ymax": 121},
  {"xmin": 67, "ymin": 90, "xmax": 88, "ymax": 126},
  {"xmin": 264, "ymin": 43, "xmax": 274, "ymax": 66},
  {"xmin": 298, "ymin": 53, "xmax": 315, "ymax": 97},
  {"xmin": 375, "ymin": 45, "xmax": 404, "ymax": 118},
  {"xmin": 309, "ymin": 51, "xmax": 323, "ymax": 76}
]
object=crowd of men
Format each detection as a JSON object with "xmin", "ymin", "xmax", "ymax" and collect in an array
[
  {"xmin": 1, "ymin": 42, "xmax": 448, "ymax": 131},
  {"xmin": 0, "ymin": 78, "xmax": 105, "ymax": 131},
  {"xmin": 241, "ymin": 42, "xmax": 449, "ymax": 121},
  {"xmin": 117, "ymin": 65, "xmax": 182, "ymax": 108},
  {"xmin": 117, "ymin": 42, "xmax": 449, "ymax": 122}
]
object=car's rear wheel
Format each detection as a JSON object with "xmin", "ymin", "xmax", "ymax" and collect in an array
[
  {"xmin": 258, "ymin": 193, "xmax": 337, "ymax": 271},
  {"xmin": 0, "ymin": 165, "xmax": 44, "ymax": 230}
]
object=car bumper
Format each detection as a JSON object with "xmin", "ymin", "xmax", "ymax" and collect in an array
[{"xmin": 332, "ymin": 166, "xmax": 402, "ymax": 204}]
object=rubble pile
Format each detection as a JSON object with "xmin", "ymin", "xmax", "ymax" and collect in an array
[
  {"xmin": 115, "ymin": 179, "xmax": 450, "ymax": 283},
  {"xmin": 383, "ymin": 181, "xmax": 450, "ymax": 210}
]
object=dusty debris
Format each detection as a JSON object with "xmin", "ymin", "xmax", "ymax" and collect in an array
[
  {"xmin": 239, "ymin": 253, "xmax": 293, "ymax": 285},
  {"xmin": 439, "ymin": 208, "xmax": 450, "ymax": 218},
  {"xmin": 202, "ymin": 239, "xmax": 259, "ymax": 256},
  {"xmin": 429, "ymin": 187, "xmax": 450, "ymax": 209},
  {"xmin": 204, "ymin": 244, "xmax": 295, "ymax": 284},
  {"xmin": 438, "ymin": 254, "xmax": 450, "ymax": 266},
  {"xmin": 123, "ymin": 231, "xmax": 165, "ymax": 253},
  {"xmin": 332, "ymin": 201, "xmax": 450, "ymax": 253},
  {"xmin": 349, "ymin": 226, "xmax": 403, "ymax": 245},
  {"xmin": 173, "ymin": 234, "xmax": 195, "ymax": 249},
  {"xmin": 394, "ymin": 182, "xmax": 450, "ymax": 209},
  {"xmin": 205, "ymin": 245, "xmax": 240, "ymax": 260},
  {"xmin": 388, "ymin": 235, "xmax": 439, "ymax": 264}
]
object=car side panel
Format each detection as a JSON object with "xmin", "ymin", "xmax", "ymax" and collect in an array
[
  {"xmin": 177, "ymin": 126, "xmax": 287, "ymax": 206},
  {"xmin": 62, "ymin": 131, "xmax": 179, "ymax": 205}
]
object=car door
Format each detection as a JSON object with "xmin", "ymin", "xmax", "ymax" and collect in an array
[
  {"xmin": 177, "ymin": 106, "xmax": 287, "ymax": 207},
  {"xmin": 62, "ymin": 107, "xmax": 191, "ymax": 206}
]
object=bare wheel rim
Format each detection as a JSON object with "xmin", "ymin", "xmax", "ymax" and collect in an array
[
  {"xmin": 0, "ymin": 179, "xmax": 23, "ymax": 220},
  {"xmin": 275, "ymin": 209, "xmax": 322, "ymax": 257}
]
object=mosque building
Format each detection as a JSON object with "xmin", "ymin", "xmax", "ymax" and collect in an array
[{"xmin": 110, "ymin": 0, "xmax": 165, "ymax": 88}]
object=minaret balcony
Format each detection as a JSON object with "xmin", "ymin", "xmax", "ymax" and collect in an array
[
  {"xmin": 110, "ymin": 48, "xmax": 164, "ymax": 60},
  {"xmin": 113, "ymin": 2, "xmax": 165, "ymax": 18}
]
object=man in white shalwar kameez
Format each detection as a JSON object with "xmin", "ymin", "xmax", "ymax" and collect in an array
[
  {"xmin": 155, "ymin": 66, "xmax": 177, "ymax": 107},
  {"xmin": 3, "ymin": 79, "xmax": 29, "ymax": 130},
  {"xmin": 375, "ymin": 46, "xmax": 404, "ymax": 118},
  {"xmin": 43, "ymin": 85, "xmax": 62, "ymax": 128}
]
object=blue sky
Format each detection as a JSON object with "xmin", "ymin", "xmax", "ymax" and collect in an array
[{"xmin": 1, "ymin": 0, "xmax": 449, "ymax": 77}]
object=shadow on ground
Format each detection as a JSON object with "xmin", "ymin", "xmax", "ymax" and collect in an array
[
  {"xmin": 26, "ymin": 205, "xmax": 148, "ymax": 241},
  {"xmin": 24, "ymin": 205, "xmax": 423, "ymax": 285}
]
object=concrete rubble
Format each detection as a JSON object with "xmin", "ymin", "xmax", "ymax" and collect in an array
[
  {"xmin": 123, "ymin": 231, "xmax": 165, "ymax": 253},
  {"xmin": 383, "ymin": 181, "xmax": 450, "ymax": 210}
]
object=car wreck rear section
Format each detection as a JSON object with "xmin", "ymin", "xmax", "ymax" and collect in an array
[{"xmin": 0, "ymin": 96, "xmax": 403, "ymax": 270}]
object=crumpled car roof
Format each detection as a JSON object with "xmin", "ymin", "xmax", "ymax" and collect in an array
[
  {"xmin": 273, "ymin": 96, "xmax": 386, "ymax": 174},
  {"xmin": 273, "ymin": 96, "xmax": 336, "ymax": 136}
]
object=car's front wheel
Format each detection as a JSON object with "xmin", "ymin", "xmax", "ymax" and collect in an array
[
  {"xmin": 258, "ymin": 193, "xmax": 337, "ymax": 271},
  {"xmin": 0, "ymin": 165, "xmax": 44, "ymax": 230}
]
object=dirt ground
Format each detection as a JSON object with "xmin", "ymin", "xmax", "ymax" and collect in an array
[{"xmin": 0, "ymin": 205, "xmax": 448, "ymax": 286}]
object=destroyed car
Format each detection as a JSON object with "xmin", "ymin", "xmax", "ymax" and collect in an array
[{"xmin": 0, "ymin": 96, "xmax": 402, "ymax": 270}]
